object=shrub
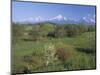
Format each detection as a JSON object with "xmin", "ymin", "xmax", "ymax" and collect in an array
[
  {"xmin": 55, "ymin": 43, "xmax": 76, "ymax": 64},
  {"xmin": 43, "ymin": 43, "xmax": 56, "ymax": 66},
  {"xmin": 47, "ymin": 31, "xmax": 55, "ymax": 38},
  {"xmin": 23, "ymin": 55, "xmax": 44, "ymax": 69}
]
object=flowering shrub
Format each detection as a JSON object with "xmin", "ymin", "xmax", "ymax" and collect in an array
[{"xmin": 44, "ymin": 43, "xmax": 56, "ymax": 66}]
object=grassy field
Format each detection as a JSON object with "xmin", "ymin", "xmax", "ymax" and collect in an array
[{"xmin": 12, "ymin": 23, "xmax": 96, "ymax": 74}]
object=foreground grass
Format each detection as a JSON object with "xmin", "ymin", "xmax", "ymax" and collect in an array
[{"xmin": 12, "ymin": 32, "xmax": 96, "ymax": 74}]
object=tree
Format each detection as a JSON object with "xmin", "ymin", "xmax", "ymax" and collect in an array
[
  {"xmin": 28, "ymin": 30, "xmax": 40, "ymax": 41},
  {"xmin": 12, "ymin": 23, "xmax": 24, "ymax": 37},
  {"xmin": 65, "ymin": 25, "xmax": 79, "ymax": 37},
  {"xmin": 54, "ymin": 26, "xmax": 65, "ymax": 38}
]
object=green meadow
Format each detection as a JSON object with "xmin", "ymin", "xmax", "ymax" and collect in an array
[{"xmin": 12, "ymin": 23, "xmax": 96, "ymax": 74}]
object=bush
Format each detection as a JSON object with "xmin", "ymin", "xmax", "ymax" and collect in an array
[
  {"xmin": 47, "ymin": 31, "xmax": 55, "ymax": 38},
  {"xmin": 55, "ymin": 43, "xmax": 76, "ymax": 64},
  {"xmin": 43, "ymin": 43, "xmax": 56, "ymax": 66}
]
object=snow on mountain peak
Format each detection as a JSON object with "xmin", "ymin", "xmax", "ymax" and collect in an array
[
  {"xmin": 49, "ymin": 14, "xmax": 67, "ymax": 21},
  {"xmin": 17, "ymin": 14, "xmax": 95, "ymax": 25},
  {"xmin": 55, "ymin": 14, "xmax": 63, "ymax": 20},
  {"xmin": 82, "ymin": 14, "xmax": 95, "ymax": 24}
]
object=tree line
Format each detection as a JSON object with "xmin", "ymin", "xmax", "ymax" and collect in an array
[{"xmin": 12, "ymin": 23, "xmax": 95, "ymax": 41}]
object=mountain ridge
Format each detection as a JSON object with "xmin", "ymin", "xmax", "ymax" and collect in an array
[{"xmin": 15, "ymin": 14, "xmax": 96, "ymax": 25}]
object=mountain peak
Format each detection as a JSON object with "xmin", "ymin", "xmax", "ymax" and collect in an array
[
  {"xmin": 55, "ymin": 14, "xmax": 64, "ymax": 20},
  {"xmin": 49, "ymin": 14, "xmax": 67, "ymax": 21},
  {"xmin": 17, "ymin": 14, "xmax": 95, "ymax": 25}
]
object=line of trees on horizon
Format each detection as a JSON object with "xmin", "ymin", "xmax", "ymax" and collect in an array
[{"xmin": 12, "ymin": 22, "xmax": 96, "ymax": 42}]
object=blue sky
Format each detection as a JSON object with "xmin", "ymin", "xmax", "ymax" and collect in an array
[{"xmin": 12, "ymin": 1, "xmax": 96, "ymax": 23}]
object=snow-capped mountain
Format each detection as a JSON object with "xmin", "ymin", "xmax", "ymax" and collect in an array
[
  {"xmin": 49, "ymin": 14, "xmax": 67, "ymax": 21},
  {"xmin": 48, "ymin": 14, "xmax": 95, "ymax": 25},
  {"xmin": 17, "ymin": 14, "xmax": 95, "ymax": 25},
  {"xmin": 47, "ymin": 14, "xmax": 79, "ymax": 24},
  {"xmin": 48, "ymin": 14, "xmax": 67, "ymax": 24},
  {"xmin": 78, "ymin": 17, "xmax": 95, "ymax": 25}
]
